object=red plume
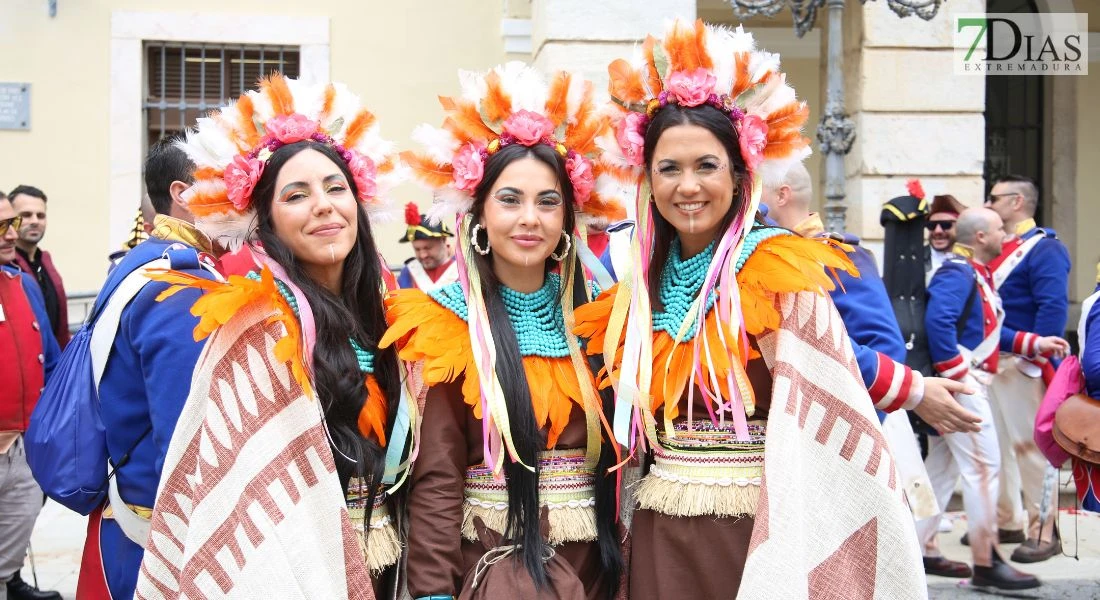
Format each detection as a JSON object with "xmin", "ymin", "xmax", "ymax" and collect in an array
[
  {"xmin": 404, "ymin": 202, "xmax": 421, "ymax": 226},
  {"xmin": 906, "ymin": 178, "xmax": 925, "ymax": 200}
]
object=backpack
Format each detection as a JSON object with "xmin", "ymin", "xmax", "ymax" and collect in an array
[{"xmin": 24, "ymin": 244, "xmax": 212, "ymax": 515}]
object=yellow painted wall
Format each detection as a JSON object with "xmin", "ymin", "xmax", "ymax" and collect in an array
[
  {"xmin": 0, "ymin": 0, "xmax": 509, "ymax": 291},
  {"xmin": 1075, "ymin": 71, "xmax": 1100, "ymax": 304}
]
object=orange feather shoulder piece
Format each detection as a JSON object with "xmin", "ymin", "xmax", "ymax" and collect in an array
[
  {"xmin": 572, "ymin": 234, "xmax": 858, "ymax": 417},
  {"xmin": 382, "ymin": 287, "xmax": 589, "ymax": 449},
  {"xmin": 146, "ymin": 266, "xmax": 313, "ymax": 398}
]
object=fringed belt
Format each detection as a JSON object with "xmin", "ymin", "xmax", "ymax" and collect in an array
[
  {"xmin": 346, "ymin": 478, "xmax": 400, "ymax": 574},
  {"xmin": 462, "ymin": 448, "xmax": 597, "ymax": 545},
  {"xmin": 637, "ymin": 420, "xmax": 767, "ymax": 518}
]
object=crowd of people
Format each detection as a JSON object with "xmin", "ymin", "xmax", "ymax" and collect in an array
[{"xmin": 1, "ymin": 17, "xmax": 1096, "ymax": 600}]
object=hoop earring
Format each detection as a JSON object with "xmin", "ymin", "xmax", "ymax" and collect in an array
[
  {"xmin": 471, "ymin": 223, "xmax": 491, "ymax": 256},
  {"xmin": 550, "ymin": 231, "xmax": 571, "ymax": 262}
]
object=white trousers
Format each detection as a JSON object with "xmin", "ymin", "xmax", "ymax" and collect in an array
[
  {"xmin": 915, "ymin": 376, "xmax": 1000, "ymax": 566},
  {"xmin": 987, "ymin": 354, "xmax": 1057, "ymax": 538}
]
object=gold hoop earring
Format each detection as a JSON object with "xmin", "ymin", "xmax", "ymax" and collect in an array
[
  {"xmin": 470, "ymin": 223, "xmax": 490, "ymax": 256},
  {"xmin": 550, "ymin": 231, "xmax": 571, "ymax": 262}
]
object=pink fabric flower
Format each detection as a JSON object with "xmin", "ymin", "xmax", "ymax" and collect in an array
[
  {"xmin": 345, "ymin": 150, "xmax": 378, "ymax": 201},
  {"xmin": 738, "ymin": 114, "xmax": 769, "ymax": 172},
  {"xmin": 451, "ymin": 143, "xmax": 484, "ymax": 193},
  {"xmin": 665, "ymin": 68, "xmax": 717, "ymax": 108},
  {"xmin": 224, "ymin": 154, "xmax": 265, "ymax": 211},
  {"xmin": 566, "ymin": 155, "xmax": 596, "ymax": 206},
  {"xmin": 502, "ymin": 110, "xmax": 554, "ymax": 146},
  {"xmin": 265, "ymin": 114, "xmax": 318, "ymax": 144},
  {"xmin": 615, "ymin": 112, "xmax": 647, "ymax": 168}
]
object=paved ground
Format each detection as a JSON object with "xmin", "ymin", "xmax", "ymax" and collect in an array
[{"xmin": 21, "ymin": 495, "xmax": 1100, "ymax": 598}]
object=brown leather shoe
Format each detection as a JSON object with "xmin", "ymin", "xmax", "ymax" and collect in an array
[
  {"xmin": 972, "ymin": 553, "xmax": 1041, "ymax": 590},
  {"xmin": 923, "ymin": 556, "xmax": 973, "ymax": 578},
  {"xmin": 1010, "ymin": 530, "xmax": 1062, "ymax": 563},
  {"xmin": 960, "ymin": 528, "xmax": 1026, "ymax": 546}
]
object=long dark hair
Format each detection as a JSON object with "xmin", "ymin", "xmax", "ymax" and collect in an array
[
  {"xmin": 469, "ymin": 143, "xmax": 622, "ymax": 596},
  {"xmin": 251, "ymin": 141, "xmax": 403, "ymax": 503},
  {"xmin": 643, "ymin": 104, "xmax": 749, "ymax": 310}
]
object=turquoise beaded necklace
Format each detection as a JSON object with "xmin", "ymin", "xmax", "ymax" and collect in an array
[
  {"xmin": 248, "ymin": 272, "xmax": 375, "ymax": 373},
  {"xmin": 653, "ymin": 226, "xmax": 791, "ymax": 341},
  {"xmin": 653, "ymin": 238, "xmax": 717, "ymax": 340},
  {"xmin": 429, "ymin": 274, "xmax": 571, "ymax": 358}
]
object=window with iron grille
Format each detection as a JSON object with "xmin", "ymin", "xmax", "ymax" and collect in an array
[{"xmin": 144, "ymin": 42, "xmax": 301, "ymax": 148}]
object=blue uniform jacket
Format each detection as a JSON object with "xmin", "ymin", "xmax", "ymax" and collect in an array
[
  {"xmin": 2, "ymin": 265, "xmax": 60, "ymax": 379},
  {"xmin": 926, "ymin": 256, "xmax": 1042, "ymax": 381},
  {"xmin": 1081, "ymin": 285, "xmax": 1100, "ymax": 399},
  {"xmin": 825, "ymin": 236, "xmax": 920, "ymax": 413},
  {"xmin": 997, "ymin": 227, "xmax": 1070, "ymax": 338},
  {"xmin": 95, "ymin": 237, "xmax": 217, "ymax": 599}
]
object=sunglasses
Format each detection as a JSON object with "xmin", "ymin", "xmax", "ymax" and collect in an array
[
  {"xmin": 0, "ymin": 216, "xmax": 23, "ymax": 236},
  {"xmin": 986, "ymin": 192, "xmax": 1019, "ymax": 205},
  {"xmin": 925, "ymin": 220, "xmax": 955, "ymax": 232}
]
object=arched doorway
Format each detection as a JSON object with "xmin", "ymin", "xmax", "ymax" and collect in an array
[{"xmin": 983, "ymin": 0, "xmax": 1045, "ymax": 223}]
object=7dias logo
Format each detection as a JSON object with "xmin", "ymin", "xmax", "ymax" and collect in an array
[{"xmin": 955, "ymin": 13, "xmax": 1088, "ymax": 75}]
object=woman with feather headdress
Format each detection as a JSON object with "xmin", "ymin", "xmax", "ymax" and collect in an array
[
  {"xmin": 133, "ymin": 74, "xmax": 418, "ymax": 599},
  {"xmin": 573, "ymin": 20, "xmax": 928, "ymax": 599},
  {"xmin": 385, "ymin": 63, "xmax": 626, "ymax": 599}
]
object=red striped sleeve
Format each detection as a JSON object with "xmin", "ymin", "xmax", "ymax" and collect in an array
[{"xmin": 933, "ymin": 354, "xmax": 969, "ymax": 381}]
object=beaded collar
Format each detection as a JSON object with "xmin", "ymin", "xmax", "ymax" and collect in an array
[
  {"xmin": 428, "ymin": 274, "xmax": 571, "ymax": 358},
  {"xmin": 653, "ymin": 226, "xmax": 790, "ymax": 342},
  {"xmin": 247, "ymin": 272, "xmax": 375, "ymax": 373}
]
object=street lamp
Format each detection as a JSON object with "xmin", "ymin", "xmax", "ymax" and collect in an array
[{"xmin": 726, "ymin": 0, "xmax": 943, "ymax": 233}]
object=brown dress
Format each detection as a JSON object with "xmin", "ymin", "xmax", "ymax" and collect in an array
[
  {"xmin": 628, "ymin": 355, "xmax": 773, "ymax": 600},
  {"xmin": 406, "ymin": 378, "xmax": 608, "ymax": 599}
]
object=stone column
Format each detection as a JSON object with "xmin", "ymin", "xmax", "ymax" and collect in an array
[
  {"xmin": 530, "ymin": 0, "xmax": 696, "ymax": 90},
  {"xmin": 842, "ymin": 0, "xmax": 986, "ymax": 256}
]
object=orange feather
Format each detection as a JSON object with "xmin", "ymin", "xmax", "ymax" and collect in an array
[
  {"xmin": 264, "ymin": 74, "xmax": 295, "ymax": 116},
  {"xmin": 608, "ymin": 59, "xmax": 646, "ymax": 104},
  {"xmin": 544, "ymin": 71, "xmax": 573, "ymax": 126},
  {"xmin": 360, "ymin": 375, "xmax": 388, "ymax": 446},
  {"xmin": 730, "ymin": 52, "xmax": 754, "ymax": 98},
  {"xmin": 187, "ymin": 190, "xmax": 234, "ymax": 217},
  {"xmin": 235, "ymin": 94, "xmax": 263, "ymax": 147},
  {"xmin": 320, "ymin": 84, "xmax": 337, "ymax": 121},
  {"xmin": 482, "ymin": 70, "xmax": 513, "ymax": 123},
  {"xmin": 342, "ymin": 109, "xmax": 377, "ymax": 149},
  {"xmin": 442, "ymin": 101, "xmax": 497, "ymax": 144},
  {"xmin": 400, "ymin": 151, "xmax": 455, "ymax": 188},
  {"xmin": 642, "ymin": 37, "xmax": 663, "ymax": 95}
]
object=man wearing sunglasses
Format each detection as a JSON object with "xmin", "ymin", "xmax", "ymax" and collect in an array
[
  {"xmin": 6, "ymin": 186, "xmax": 68, "ymax": 350},
  {"xmin": 0, "ymin": 198, "xmax": 63, "ymax": 600},
  {"xmin": 981, "ymin": 175, "xmax": 1071, "ymax": 563},
  {"xmin": 925, "ymin": 195, "xmax": 965, "ymax": 281}
]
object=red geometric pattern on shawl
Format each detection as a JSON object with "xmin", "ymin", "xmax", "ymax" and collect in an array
[
  {"xmin": 135, "ymin": 302, "xmax": 374, "ymax": 599},
  {"xmin": 738, "ymin": 291, "xmax": 925, "ymax": 599}
]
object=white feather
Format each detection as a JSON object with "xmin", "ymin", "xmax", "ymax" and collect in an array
[
  {"xmin": 458, "ymin": 69, "xmax": 488, "ymax": 105},
  {"xmin": 426, "ymin": 188, "xmax": 472, "ymax": 224},
  {"xmin": 410, "ymin": 124, "xmax": 459, "ymax": 164}
]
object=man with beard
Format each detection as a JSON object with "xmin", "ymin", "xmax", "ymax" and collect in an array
[
  {"xmin": 925, "ymin": 194, "xmax": 965, "ymax": 282},
  {"xmin": 7, "ymin": 186, "xmax": 68, "ymax": 348},
  {"xmin": 396, "ymin": 202, "xmax": 457, "ymax": 291},
  {"xmin": 983, "ymin": 174, "xmax": 1071, "ymax": 562}
]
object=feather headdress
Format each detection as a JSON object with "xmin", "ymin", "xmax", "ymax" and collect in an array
[
  {"xmin": 598, "ymin": 20, "xmax": 816, "ymax": 450},
  {"xmin": 401, "ymin": 61, "xmax": 626, "ymax": 229},
  {"xmin": 176, "ymin": 73, "xmax": 405, "ymax": 250},
  {"xmin": 400, "ymin": 63, "xmax": 621, "ymax": 476},
  {"xmin": 601, "ymin": 19, "xmax": 811, "ymax": 187}
]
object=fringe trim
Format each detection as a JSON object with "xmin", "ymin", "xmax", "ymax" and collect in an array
[
  {"xmin": 461, "ymin": 502, "xmax": 598, "ymax": 546},
  {"xmin": 635, "ymin": 471, "xmax": 760, "ymax": 518},
  {"xmin": 353, "ymin": 515, "xmax": 402, "ymax": 575}
]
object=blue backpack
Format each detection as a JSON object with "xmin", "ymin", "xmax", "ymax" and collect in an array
[{"xmin": 24, "ymin": 244, "xmax": 207, "ymax": 515}]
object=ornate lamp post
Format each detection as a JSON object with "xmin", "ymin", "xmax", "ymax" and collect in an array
[{"xmin": 726, "ymin": 0, "xmax": 942, "ymax": 232}]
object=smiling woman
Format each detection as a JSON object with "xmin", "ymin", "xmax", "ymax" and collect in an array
[
  {"xmin": 134, "ymin": 75, "xmax": 416, "ymax": 600},
  {"xmin": 385, "ymin": 63, "xmax": 626, "ymax": 600}
]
